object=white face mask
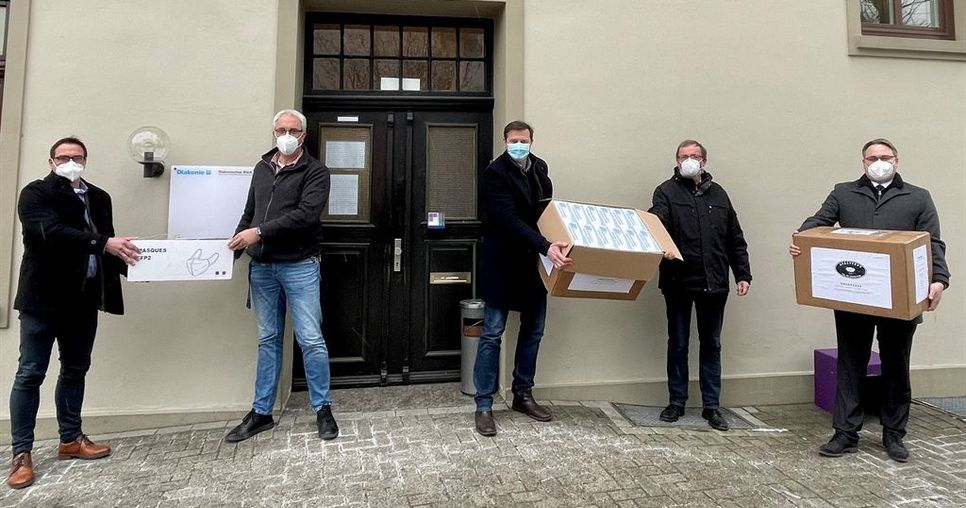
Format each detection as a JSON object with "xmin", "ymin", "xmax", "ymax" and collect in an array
[
  {"xmin": 276, "ymin": 134, "xmax": 300, "ymax": 156},
  {"xmin": 679, "ymin": 158, "xmax": 702, "ymax": 178},
  {"xmin": 867, "ymin": 160, "xmax": 895, "ymax": 182},
  {"xmin": 54, "ymin": 160, "xmax": 85, "ymax": 182}
]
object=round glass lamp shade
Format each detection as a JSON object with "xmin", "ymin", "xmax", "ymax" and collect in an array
[{"xmin": 127, "ymin": 126, "xmax": 170, "ymax": 162}]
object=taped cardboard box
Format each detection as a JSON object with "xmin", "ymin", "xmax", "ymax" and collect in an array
[
  {"xmin": 536, "ymin": 200, "xmax": 681, "ymax": 300},
  {"xmin": 792, "ymin": 227, "xmax": 931, "ymax": 320}
]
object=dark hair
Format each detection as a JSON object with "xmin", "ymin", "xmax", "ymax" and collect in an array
[
  {"xmin": 49, "ymin": 137, "xmax": 88, "ymax": 159},
  {"xmin": 503, "ymin": 121, "xmax": 533, "ymax": 140},
  {"xmin": 862, "ymin": 138, "xmax": 898, "ymax": 157},
  {"xmin": 675, "ymin": 139, "xmax": 706, "ymax": 159}
]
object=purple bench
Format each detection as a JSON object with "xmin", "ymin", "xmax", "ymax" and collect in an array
[{"xmin": 814, "ymin": 348, "xmax": 882, "ymax": 413}]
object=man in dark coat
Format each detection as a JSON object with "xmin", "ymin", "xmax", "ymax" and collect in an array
[
  {"xmin": 648, "ymin": 139, "xmax": 752, "ymax": 432},
  {"xmin": 790, "ymin": 138, "xmax": 949, "ymax": 462},
  {"xmin": 8, "ymin": 137, "xmax": 140, "ymax": 490},
  {"xmin": 473, "ymin": 121, "xmax": 571, "ymax": 436}
]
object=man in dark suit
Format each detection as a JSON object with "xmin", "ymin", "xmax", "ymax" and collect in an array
[
  {"xmin": 473, "ymin": 121, "xmax": 571, "ymax": 436},
  {"xmin": 8, "ymin": 137, "xmax": 140, "ymax": 489},
  {"xmin": 790, "ymin": 138, "xmax": 949, "ymax": 463}
]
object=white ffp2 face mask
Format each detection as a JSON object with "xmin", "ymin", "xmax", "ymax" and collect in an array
[
  {"xmin": 679, "ymin": 158, "xmax": 702, "ymax": 178},
  {"xmin": 54, "ymin": 160, "xmax": 85, "ymax": 182},
  {"xmin": 276, "ymin": 134, "xmax": 299, "ymax": 156},
  {"xmin": 867, "ymin": 160, "xmax": 895, "ymax": 182}
]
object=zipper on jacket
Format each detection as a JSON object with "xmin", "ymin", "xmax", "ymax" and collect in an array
[{"xmin": 258, "ymin": 177, "xmax": 279, "ymax": 259}]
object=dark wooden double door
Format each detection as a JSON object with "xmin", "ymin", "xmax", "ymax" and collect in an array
[{"xmin": 294, "ymin": 107, "xmax": 491, "ymax": 387}]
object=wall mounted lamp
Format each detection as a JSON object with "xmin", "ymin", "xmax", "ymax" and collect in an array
[{"xmin": 127, "ymin": 126, "xmax": 170, "ymax": 178}]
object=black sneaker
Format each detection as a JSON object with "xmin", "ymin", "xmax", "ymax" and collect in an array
[
  {"xmin": 818, "ymin": 433, "xmax": 859, "ymax": 457},
  {"xmin": 225, "ymin": 410, "xmax": 274, "ymax": 443},
  {"xmin": 883, "ymin": 433, "xmax": 909, "ymax": 463},
  {"xmin": 701, "ymin": 408, "xmax": 730, "ymax": 431},
  {"xmin": 317, "ymin": 406, "xmax": 339, "ymax": 441},
  {"xmin": 659, "ymin": 404, "xmax": 685, "ymax": 422}
]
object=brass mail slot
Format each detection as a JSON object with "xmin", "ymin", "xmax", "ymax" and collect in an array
[{"xmin": 430, "ymin": 271, "xmax": 472, "ymax": 285}]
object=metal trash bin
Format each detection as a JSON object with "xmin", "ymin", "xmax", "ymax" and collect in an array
[{"xmin": 460, "ymin": 299, "xmax": 485, "ymax": 396}]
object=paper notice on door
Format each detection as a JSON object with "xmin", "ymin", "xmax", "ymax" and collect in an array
[
  {"xmin": 810, "ymin": 247, "xmax": 892, "ymax": 309},
  {"xmin": 380, "ymin": 77, "xmax": 400, "ymax": 90},
  {"xmin": 402, "ymin": 78, "xmax": 421, "ymax": 91},
  {"xmin": 539, "ymin": 254, "xmax": 554, "ymax": 276},
  {"xmin": 327, "ymin": 174, "xmax": 359, "ymax": 216},
  {"xmin": 567, "ymin": 273, "xmax": 635, "ymax": 294},
  {"xmin": 324, "ymin": 141, "xmax": 366, "ymax": 169},
  {"xmin": 913, "ymin": 245, "xmax": 929, "ymax": 303}
]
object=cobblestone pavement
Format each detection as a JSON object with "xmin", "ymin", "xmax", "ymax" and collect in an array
[{"xmin": 2, "ymin": 384, "xmax": 965, "ymax": 507}]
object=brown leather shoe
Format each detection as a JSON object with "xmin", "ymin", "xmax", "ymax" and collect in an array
[
  {"xmin": 57, "ymin": 434, "xmax": 111, "ymax": 460},
  {"xmin": 511, "ymin": 392, "xmax": 552, "ymax": 422},
  {"xmin": 7, "ymin": 452, "xmax": 34, "ymax": 489},
  {"xmin": 474, "ymin": 410, "xmax": 497, "ymax": 436}
]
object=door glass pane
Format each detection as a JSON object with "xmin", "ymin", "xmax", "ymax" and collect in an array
[
  {"xmin": 427, "ymin": 125, "xmax": 477, "ymax": 219},
  {"xmin": 403, "ymin": 26, "xmax": 428, "ymax": 57},
  {"xmin": 902, "ymin": 0, "xmax": 939, "ymax": 26},
  {"xmin": 373, "ymin": 59, "xmax": 400, "ymax": 90},
  {"xmin": 320, "ymin": 125, "xmax": 372, "ymax": 223},
  {"xmin": 431, "ymin": 27, "xmax": 456, "ymax": 58},
  {"xmin": 431, "ymin": 61, "xmax": 456, "ymax": 91},
  {"xmin": 459, "ymin": 61, "xmax": 484, "ymax": 92},
  {"xmin": 344, "ymin": 24, "xmax": 371, "ymax": 56},
  {"xmin": 403, "ymin": 60, "xmax": 428, "ymax": 91},
  {"xmin": 313, "ymin": 58, "xmax": 340, "ymax": 90},
  {"xmin": 374, "ymin": 25, "xmax": 399, "ymax": 57},
  {"xmin": 344, "ymin": 59, "xmax": 371, "ymax": 90},
  {"xmin": 313, "ymin": 23, "xmax": 340, "ymax": 55},
  {"xmin": 460, "ymin": 27, "xmax": 484, "ymax": 58}
]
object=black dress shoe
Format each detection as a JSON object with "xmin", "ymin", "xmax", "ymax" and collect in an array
[
  {"xmin": 659, "ymin": 404, "xmax": 685, "ymax": 422},
  {"xmin": 225, "ymin": 410, "xmax": 274, "ymax": 443},
  {"xmin": 702, "ymin": 408, "xmax": 729, "ymax": 431},
  {"xmin": 317, "ymin": 406, "xmax": 339, "ymax": 441},
  {"xmin": 818, "ymin": 432, "xmax": 859, "ymax": 457},
  {"xmin": 475, "ymin": 410, "xmax": 497, "ymax": 436},
  {"xmin": 511, "ymin": 392, "xmax": 552, "ymax": 422},
  {"xmin": 884, "ymin": 433, "xmax": 909, "ymax": 463}
]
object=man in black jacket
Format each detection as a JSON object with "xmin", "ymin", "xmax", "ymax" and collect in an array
[
  {"xmin": 226, "ymin": 110, "xmax": 338, "ymax": 443},
  {"xmin": 790, "ymin": 138, "xmax": 949, "ymax": 462},
  {"xmin": 8, "ymin": 137, "xmax": 140, "ymax": 490},
  {"xmin": 649, "ymin": 139, "xmax": 752, "ymax": 431},
  {"xmin": 473, "ymin": 121, "xmax": 571, "ymax": 436}
]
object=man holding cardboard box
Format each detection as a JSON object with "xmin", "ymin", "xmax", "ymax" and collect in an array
[
  {"xmin": 473, "ymin": 121, "xmax": 571, "ymax": 436},
  {"xmin": 649, "ymin": 140, "xmax": 752, "ymax": 432},
  {"xmin": 790, "ymin": 138, "xmax": 949, "ymax": 462}
]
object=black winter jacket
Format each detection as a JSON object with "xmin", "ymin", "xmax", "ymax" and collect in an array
[
  {"xmin": 648, "ymin": 169, "xmax": 752, "ymax": 293},
  {"xmin": 235, "ymin": 149, "xmax": 330, "ymax": 262}
]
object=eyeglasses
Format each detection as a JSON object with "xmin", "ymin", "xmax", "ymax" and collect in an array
[
  {"xmin": 273, "ymin": 128, "xmax": 304, "ymax": 137},
  {"xmin": 52, "ymin": 155, "xmax": 87, "ymax": 164},
  {"xmin": 677, "ymin": 154, "xmax": 705, "ymax": 162},
  {"xmin": 864, "ymin": 155, "xmax": 896, "ymax": 163}
]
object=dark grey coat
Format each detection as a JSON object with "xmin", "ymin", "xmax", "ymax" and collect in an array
[{"xmin": 800, "ymin": 173, "xmax": 949, "ymax": 288}]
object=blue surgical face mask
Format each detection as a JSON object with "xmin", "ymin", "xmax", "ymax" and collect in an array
[{"xmin": 507, "ymin": 142, "xmax": 530, "ymax": 161}]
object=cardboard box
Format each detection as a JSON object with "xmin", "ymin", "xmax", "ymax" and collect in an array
[
  {"xmin": 793, "ymin": 227, "xmax": 931, "ymax": 320},
  {"xmin": 536, "ymin": 200, "xmax": 681, "ymax": 300}
]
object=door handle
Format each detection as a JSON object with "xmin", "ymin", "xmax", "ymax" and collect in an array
[{"xmin": 393, "ymin": 238, "xmax": 402, "ymax": 272}]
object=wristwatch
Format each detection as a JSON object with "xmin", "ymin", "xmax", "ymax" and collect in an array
[{"xmin": 256, "ymin": 226, "xmax": 263, "ymax": 237}]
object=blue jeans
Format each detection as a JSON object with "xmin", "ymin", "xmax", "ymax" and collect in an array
[
  {"xmin": 250, "ymin": 258, "xmax": 331, "ymax": 414},
  {"xmin": 473, "ymin": 296, "xmax": 547, "ymax": 411},
  {"xmin": 9, "ymin": 308, "xmax": 98, "ymax": 454},
  {"xmin": 664, "ymin": 291, "xmax": 728, "ymax": 409}
]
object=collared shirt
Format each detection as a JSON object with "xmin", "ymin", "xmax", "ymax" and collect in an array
[
  {"xmin": 271, "ymin": 148, "xmax": 303, "ymax": 174},
  {"xmin": 73, "ymin": 182, "xmax": 98, "ymax": 279}
]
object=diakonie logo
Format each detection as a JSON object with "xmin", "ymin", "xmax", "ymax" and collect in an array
[{"xmin": 835, "ymin": 261, "xmax": 866, "ymax": 278}]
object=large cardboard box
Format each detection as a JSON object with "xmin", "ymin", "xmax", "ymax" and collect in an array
[
  {"xmin": 536, "ymin": 200, "xmax": 681, "ymax": 300},
  {"xmin": 793, "ymin": 227, "xmax": 932, "ymax": 320}
]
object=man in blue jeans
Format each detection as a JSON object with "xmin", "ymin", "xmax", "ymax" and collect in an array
[
  {"xmin": 473, "ymin": 121, "xmax": 571, "ymax": 436},
  {"xmin": 227, "ymin": 109, "xmax": 337, "ymax": 443}
]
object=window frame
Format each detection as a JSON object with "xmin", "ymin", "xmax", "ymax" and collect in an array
[{"xmin": 861, "ymin": 0, "xmax": 955, "ymax": 40}]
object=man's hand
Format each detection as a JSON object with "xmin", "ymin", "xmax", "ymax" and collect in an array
[
  {"xmin": 547, "ymin": 241, "xmax": 573, "ymax": 269},
  {"xmin": 105, "ymin": 236, "xmax": 141, "ymax": 266},
  {"xmin": 789, "ymin": 230, "xmax": 801, "ymax": 257},
  {"xmin": 662, "ymin": 250, "xmax": 677, "ymax": 260},
  {"xmin": 228, "ymin": 228, "xmax": 260, "ymax": 251},
  {"xmin": 926, "ymin": 282, "xmax": 945, "ymax": 311},
  {"xmin": 736, "ymin": 281, "xmax": 750, "ymax": 296}
]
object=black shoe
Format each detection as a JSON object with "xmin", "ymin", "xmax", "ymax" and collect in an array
[
  {"xmin": 659, "ymin": 404, "xmax": 685, "ymax": 423},
  {"xmin": 818, "ymin": 433, "xmax": 859, "ymax": 457},
  {"xmin": 883, "ymin": 433, "xmax": 909, "ymax": 463},
  {"xmin": 475, "ymin": 410, "xmax": 497, "ymax": 436},
  {"xmin": 317, "ymin": 406, "xmax": 339, "ymax": 441},
  {"xmin": 511, "ymin": 392, "xmax": 552, "ymax": 422},
  {"xmin": 702, "ymin": 408, "xmax": 730, "ymax": 431},
  {"xmin": 225, "ymin": 410, "xmax": 274, "ymax": 443}
]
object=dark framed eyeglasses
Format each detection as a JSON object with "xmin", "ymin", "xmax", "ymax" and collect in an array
[
  {"xmin": 864, "ymin": 155, "xmax": 896, "ymax": 163},
  {"xmin": 52, "ymin": 155, "xmax": 87, "ymax": 164},
  {"xmin": 273, "ymin": 128, "xmax": 304, "ymax": 137}
]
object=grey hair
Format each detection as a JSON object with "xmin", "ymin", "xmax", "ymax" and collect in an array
[{"xmin": 273, "ymin": 109, "xmax": 307, "ymax": 131}]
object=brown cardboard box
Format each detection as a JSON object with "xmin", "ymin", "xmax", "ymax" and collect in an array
[
  {"xmin": 536, "ymin": 200, "xmax": 681, "ymax": 300},
  {"xmin": 792, "ymin": 227, "xmax": 932, "ymax": 320}
]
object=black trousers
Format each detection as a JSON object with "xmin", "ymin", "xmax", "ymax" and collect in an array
[
  {"xmin": 664, "ymin": 291, "xmax": 728, "ymax": 409},
  {"xmin": 832, "ymin": 310, "xmax": 918, "ymax": 442}
]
